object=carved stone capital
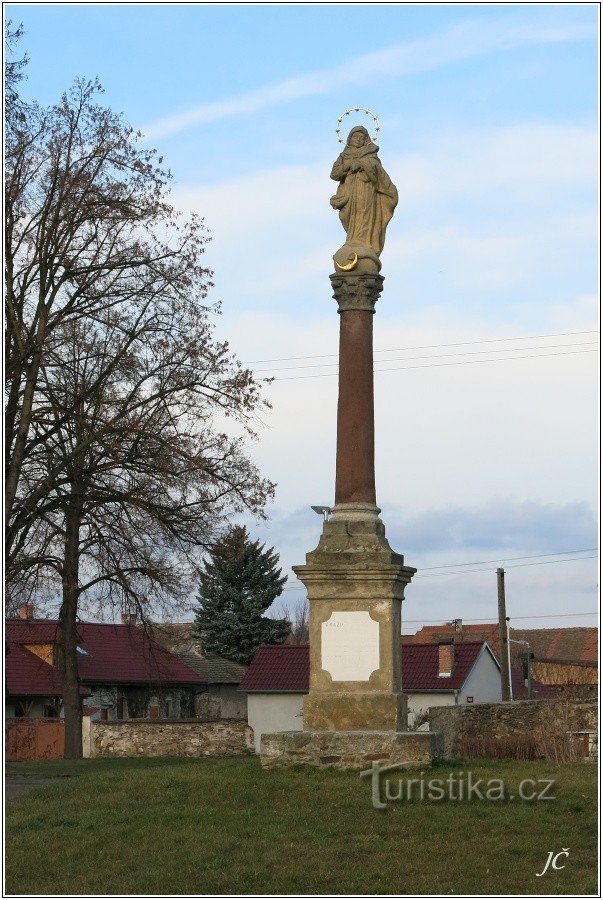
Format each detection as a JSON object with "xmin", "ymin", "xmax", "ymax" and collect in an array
[{"xmin": 330, "ymin": 273, "xmax": 384, "ymax": 314}]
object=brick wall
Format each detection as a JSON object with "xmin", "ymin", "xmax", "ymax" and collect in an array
[
  {"xmin": 88, "ymin": 719, "xmax": 254, "ymax": 758},
  {"xmin": 429, "ymin": 699, "xmax": 597, "ymax": 759}
]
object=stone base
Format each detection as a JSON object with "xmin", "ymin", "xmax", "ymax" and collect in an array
[
  {"xmin": 293, "ymin": 505, "xmax": 416, "ymax": 731},
  {"xmin": 260, "ymin": 730, "xmax": 443, "ymax": 770},
  {"xmin": 303, "ymin": 691, "xmax": 406, "ymax": 732}
]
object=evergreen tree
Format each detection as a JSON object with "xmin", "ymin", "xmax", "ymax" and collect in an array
[{"xmin": 193, "ymin": 526, "xmax": 289, "ymax": 664}]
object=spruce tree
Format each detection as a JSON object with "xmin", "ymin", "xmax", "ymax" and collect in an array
[{"xmin": 193, "ymin": 526, "xmax": 289, "ymax": 664}]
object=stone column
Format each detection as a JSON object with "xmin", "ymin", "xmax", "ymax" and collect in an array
[
  {"xmin": 293, "ymin": 273, "xmax": 416, "ymax": 733},
  {"xmin": 333, "ymin": 273, "xmax": 382, "ymax": 505}
]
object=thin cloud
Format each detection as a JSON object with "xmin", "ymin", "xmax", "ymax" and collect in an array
[
  {"xmin": 142, "ymin": 18, "xmax": 593, "ymax": 140},
  {"xmin": 384, "ymin": 499, "xmax": 597, "ymax": 556}
]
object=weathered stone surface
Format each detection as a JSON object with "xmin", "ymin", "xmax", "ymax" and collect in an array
[
  {"xmin": 260, "ymin": 729, "xmax": 443, "ymax": 770},
  {"xmin": 91, "ymin": 719, "xmax": 254, "ymax": 758},
  {"xmin": 430, "ymin": 699, "xmax": 598, "ymax": 759},
  {"xmin": 330, "ymin": 274, "xmax": 384, "ymax": 313},
  {"xmin": 303, "ymin": 692, "xmax": 406, "ymax": 732},
  {"xmin": 293, "ymin": 505, "xmax": 416, "ymax": 733},
  {"xmin": 195, "ymin": 694, "xmax": 221, "ymax": 722},
  {"xmin": 298, "ymin": 505, "xmax": 412, "ymax": 576}
]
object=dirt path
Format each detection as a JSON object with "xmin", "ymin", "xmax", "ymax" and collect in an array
[{"xmin": 5, "ymin": 773, "xmax": 68, "ymax": 802}]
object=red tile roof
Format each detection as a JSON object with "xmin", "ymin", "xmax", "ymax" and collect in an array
[
  {"xmin": 239, "ymin": 642, "xmax": 496, "ymax": 693},
  {"xmin": 510, "ymin": 667, "xmax": 559, "ymax": 700},
  {"xmin": 6, "ymin": 643, "xmax": 90, "ymax": 698},
  {"xmin": 6, "ymin": 620, "xmax": 60, "ymax": 643},
  {"xmin": 403, "ymin": 624, "xmax": 598, "ymax": 666},
  {"xmin": 238, "ymin": 645, "xmax": 310, "ymax": 692},
  {"xmin": 239, "ymin": 642, "xmax": 559, "ymax": 703},
  {"xmin": 6, "ymin": 619, "xmax": 206, "ymax": 687},
  {"xmin": 402, "ymin": 642, "xmax": 494, "ymax": 691}
]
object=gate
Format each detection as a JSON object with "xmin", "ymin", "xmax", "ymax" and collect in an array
[{"xmin": 5, "ymin": 718, "xmax": 65, "ymax": 761}]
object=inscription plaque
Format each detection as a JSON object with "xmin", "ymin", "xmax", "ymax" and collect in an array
[{"xmin": 321, "ymin": 610, "xmax": 380, "ymax": 682}]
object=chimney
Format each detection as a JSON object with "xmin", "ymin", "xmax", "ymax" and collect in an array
[
  {"xmin": 18, "ymin": 602, "xmax": 34, "ymax": 620},
  {"xmin": 438, "ymin": 640, "xmax": 454, "ymax": 677},
  {"xmin": 121, "ymin": 612, "xmax": 137, "ymax": 627}
]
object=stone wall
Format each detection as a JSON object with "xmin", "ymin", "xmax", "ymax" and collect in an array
[
  {"xmin": 88, "ymin": 719, "xmax": 254, "ymax": 758},
  {"xmin": 429, "ymin": 699, "xmax": 598, "ymax": 759},
  {"xmin": 195, "ymin": 694, "xmax": 222, "ymax": 721},
  {"xmin": 261, "ymin": 729, "xmax": 443, "ymax": 770}
]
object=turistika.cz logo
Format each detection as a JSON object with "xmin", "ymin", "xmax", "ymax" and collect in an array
[{"xmin": 360, "ymin": 762, "xmax": 556, "ymax": 810}]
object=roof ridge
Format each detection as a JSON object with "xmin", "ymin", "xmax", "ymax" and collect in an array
[{"xmin": 404, "ymin": 640, "xmax": 487, "ymax": 647}]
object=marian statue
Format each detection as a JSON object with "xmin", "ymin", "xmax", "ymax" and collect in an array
[{"xmin": 330, "ymin": 125, "xmax": 398, "ymax": 274}]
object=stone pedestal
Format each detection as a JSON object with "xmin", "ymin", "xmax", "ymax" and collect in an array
[
  {"xmin": 261, "ymin": 729, "xmax": 443, "ymax": 771},
  {"xmin": 293, "ymin": 503, "xmax": 415, "ymax": 733}
]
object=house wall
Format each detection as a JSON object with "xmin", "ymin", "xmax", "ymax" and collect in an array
[
  {"xmin": 210, "ymin": 684, "xmax": 247, "ymax": 719},
  {"xmin": 23, "ymin": 643, "xmax": 54, "ymax": 664},
  {"xmin": 247, "ymin": 693, "xmax": 304, "ymax": 752},
  {"xmin": 405, "ymin": 648, "xmax": 502, "ymax": 726},
  {"xmin": 5, "ymin": 699, "xmax": 46, "ymax": 719},
  {"xmin": 532, "ymin": 660, "xmax": 598, "ymax": 686},
  {"xmin": 248, "ymin": 680, "xmax": 501, "ymax": 740},
  {"xmin": 461, "ymin": 648, "xmax": 502, "ymax": 703},
  {"xmin": 85, "ymin": 685, "xmax": 197, "ymax": 720},
  {"xmin": 406, "ymin": 692, "xmax": 455, "ymax": 727}
]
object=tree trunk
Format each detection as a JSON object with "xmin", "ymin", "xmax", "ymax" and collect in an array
[{"xmin": 59, "ymin": 495, "xmax": 83, "ymax": 759}]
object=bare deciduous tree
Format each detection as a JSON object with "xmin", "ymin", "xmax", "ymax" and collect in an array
[
  {"xmin": 5, "ymin": 72, "xmax": 210, "ymax": 550},
  {"xmin": 277, "ymin": 597, "xmax": 309, "ymax": 645},
  {"xmin": 5, "ymin": 46, "xmax": 274, "ymax": 757}
]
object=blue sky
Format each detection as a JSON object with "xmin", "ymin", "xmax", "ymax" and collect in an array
[{"xmin": 10, "ymin": 4, "xmax": 599, "ymax": 628}]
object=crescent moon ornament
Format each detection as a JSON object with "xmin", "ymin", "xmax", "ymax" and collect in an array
[
  {"xmin": 335, "ymin": 253, "xmax": 358, "ymax": 271},
  {"xmin": 334, "ymin": 107, "xmax": 380, "ymax": 143}
]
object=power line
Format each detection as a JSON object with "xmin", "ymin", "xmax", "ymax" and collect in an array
[
  {"xmin": 410, "ymin": 548, "xmax": 598, "ymax": 571},
  {"xmin": 244, "ymin": 329, "xmax": 599, "ymax": 365},
  {"xmin": 253, "ymin": 341, "xmax": 599, "ymax": 374},
  {"xmin": 415, "ymin": 555, "xmax": 598, "ymax": 577},
  {"xmin": 403, "ymin": 611, "xmax": 598, "ymax": 624},
  {"xmin": 280, "ymin": 549, "xmax": 598, "ymax": 590},
  {"xmin": 271, "ymin": 348, "xmax": 598, "ymax": 381}
]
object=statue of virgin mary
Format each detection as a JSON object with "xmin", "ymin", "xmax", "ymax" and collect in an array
[{"xmin": 330, "ymin": 126, "xmax": 398, "ymax": 273}]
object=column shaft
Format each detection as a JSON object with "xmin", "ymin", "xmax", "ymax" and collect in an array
[{"xmin": 335, "ymin": 309, "xmax": 376, "ymax": 505}]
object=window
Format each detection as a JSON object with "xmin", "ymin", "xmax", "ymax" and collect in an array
[
  {"xmin": 43, "ymin": 702, "xmax": 60, "ymax": 718},
  {"xmin": 117, "ymin": 698, "xmax": 126, "ymax": 719},
  {"xmin": 100, "ymin": 708, "xmax": 109, "ymax": 721},
  {"xmin": 15, "ymin": 698, "xmax": 34, "ymax": 717},
  {"xmin": 149, "ymin": 705, "xmax": 159, "ymax": 718}
]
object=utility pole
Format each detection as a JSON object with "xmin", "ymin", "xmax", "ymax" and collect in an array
[{"xmin": 497, "ymin": 568, "xmax": 512, "ymax": 701}]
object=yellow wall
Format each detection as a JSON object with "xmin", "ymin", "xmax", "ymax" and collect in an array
[
  {"xmin": 23, "ymin": 643, "xmax": 54, "ymax": 665},
  {"xmin": 532, "ymin": 660, "xmax": 597, "ymax": 685}
]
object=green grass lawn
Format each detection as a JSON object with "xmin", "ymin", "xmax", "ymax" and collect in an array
[{"xmin": 5, "ymin": 756, "xmax": 598, "ymax": 895}]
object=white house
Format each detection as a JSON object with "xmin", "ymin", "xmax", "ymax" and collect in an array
[{"xmin": 239, "ymin": 640, "xmax": 502, "ymax": 751}]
